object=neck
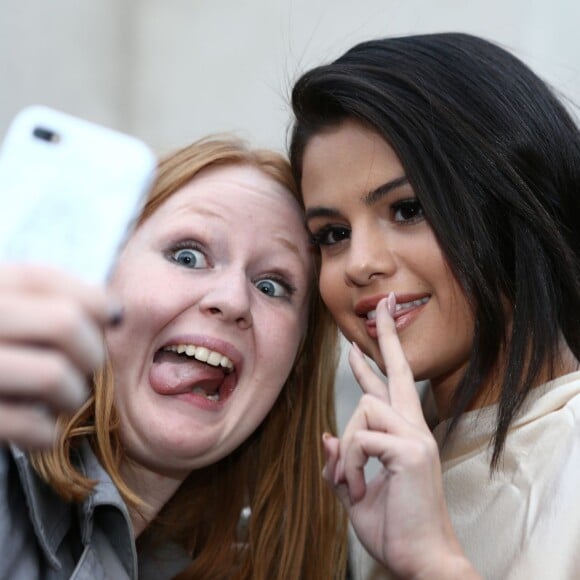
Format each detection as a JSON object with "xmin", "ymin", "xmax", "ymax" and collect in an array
[
  {"xmin": 431, "ymin": 339, "xmax": 580, "ymax": 420},
  {"xmin": 120, "ymin": 460, "xmax": 185, "ymax": 538}
]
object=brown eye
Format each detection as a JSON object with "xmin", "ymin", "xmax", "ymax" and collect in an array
[
  {"xmin": 310, "ymin": 225, "xmax": 351, "ymax": 246},
  {"xmin": 392, "ymin": 199, "xmax": 424, "ymax": 223}
]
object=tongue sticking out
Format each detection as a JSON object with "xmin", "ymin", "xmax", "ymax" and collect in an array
[{"xmin": 150, "ymin": 352, "xmax": 227, "ymax": 397}]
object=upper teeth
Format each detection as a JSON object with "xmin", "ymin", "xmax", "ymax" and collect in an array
[
  {"xmin": 163, "ymin": 344, "xmax": 234, "ymax": 371},
  {"xmin": 366, "ymin": 297, "xmax": 429, "ymax": 320}
]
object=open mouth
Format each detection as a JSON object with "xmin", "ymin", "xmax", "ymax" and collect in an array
[
  {"xmin": 151, "ymin": 343, "xmax": 237, "ymax": 403},
  {"xmin": 162, "ymin": 344, "xmax": 234, "ymax": 372}
]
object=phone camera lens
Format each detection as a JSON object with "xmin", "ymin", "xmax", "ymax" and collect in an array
[{"xmin": 33, "ymin": 127, "xmax": 60, "ymax": 143}]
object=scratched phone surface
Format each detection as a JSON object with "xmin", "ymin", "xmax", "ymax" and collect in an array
[{"xmin": 0, "ymin": 106, "xmax": 156, "ymax": 285}]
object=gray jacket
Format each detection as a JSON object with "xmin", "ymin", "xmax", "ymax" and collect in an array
[{"xmin": 0, "ymin": 440, "xmax": 190, "ymax": 579}]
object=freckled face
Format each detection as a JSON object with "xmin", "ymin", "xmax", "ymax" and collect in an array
[
  {"xmin": 300, "ymin": 120, "xmax": 474, "ymax": 397},
  {"xmin": 105, "ymin": 164, "xmax": 312, "ymax": 478}
]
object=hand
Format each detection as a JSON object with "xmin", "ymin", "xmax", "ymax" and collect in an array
[
  {"xmin": 0, "ymin": 264, "xmax": 119, "ymax": 449},
  {"xmin": 323, "ymin": 293, "xmax": 479, "ymax": 579}
]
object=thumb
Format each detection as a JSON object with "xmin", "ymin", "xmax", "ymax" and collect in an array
[{"xmin": 322, "ymin": 433, "xmax": 353, "ymax": 510}]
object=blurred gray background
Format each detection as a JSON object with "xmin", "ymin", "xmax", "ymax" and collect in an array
[
  {"xmin": 2, "ymin": 1, "xmax": 579, "ymax": 155},
  {"xmin": 2, "ymin": 2, "xmax": 579, "ymax": 576}
]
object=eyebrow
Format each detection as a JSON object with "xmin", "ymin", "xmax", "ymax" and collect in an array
[
  {"xmin": 275, "ymin": 235, "xmax": 303, "ymax": 258},
  {"xmin": 362, "ymin": 175, "xmax": 409, "ymax": 205},
  {"xmin": 304, "ymin": 175, "xmax": 409, "ymax": 221}
]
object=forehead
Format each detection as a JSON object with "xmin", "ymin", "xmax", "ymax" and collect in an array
[
  {"xmin": 137, "ymin": 163, "xmax": 311, "ymax": 264},
  {"xmin": 162, "ymin": 163, "xmax": 299, "ymax": 218},
  {"xmin": 301, "ymin": 120, "xmax": 404, "ymax": 201}
]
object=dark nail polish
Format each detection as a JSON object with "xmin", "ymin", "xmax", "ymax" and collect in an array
[{"xmin": 108, "ymin": 307, "xmax": 124, "ymax": 327}]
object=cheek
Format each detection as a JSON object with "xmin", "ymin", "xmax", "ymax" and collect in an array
[
  {"xmin": 318, "ymin": 264, "xmax": 344, "ymax": 312},
  {"xmin": 262, "ymin": 313, "xmax": 305, "ymax": 377},
  {"xmin": 103, "ymin": 286, "xmax": 169, "ymax": 382},
  {"xmin": 104, "ymin": 323, "xmax": 138, "ymax": 394},
  {"xmin": 436, "ymin": 268, "xmax": 475, "ymax": 348}
]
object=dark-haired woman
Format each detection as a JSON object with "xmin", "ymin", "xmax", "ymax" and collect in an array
[{"xmin": 290, "ymin": 33, "xmax": 580, "ymax": 578}]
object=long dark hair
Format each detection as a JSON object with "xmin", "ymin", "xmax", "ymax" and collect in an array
[{"xmin": 289, "ymin": 32, "xmax": 580, "ymax": 468}]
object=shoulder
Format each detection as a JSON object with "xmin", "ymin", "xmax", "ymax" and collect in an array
[
  {"xmin": 0, "ymin": 446, "xmax": 44, "ymax": 577},
  {"xmin": 0, "ymin": 445, "xmax": 32, "ymax": 525}
]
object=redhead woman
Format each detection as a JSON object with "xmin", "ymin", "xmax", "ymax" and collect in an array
[{"xmin": 0, "ymin": 137, "xmax": 347, "ymax": 579}]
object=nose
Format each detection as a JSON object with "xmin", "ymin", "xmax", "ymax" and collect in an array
[
  {"xmin": 344, "ymin": 227, "xmax": 396, "ymax": 287},
  {"xmin": 199, "ymin": 269, "xmax": 253, "ymax": 329}
]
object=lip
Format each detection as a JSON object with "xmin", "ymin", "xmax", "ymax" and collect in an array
[
  {"xmin": 355, "ymin": 294, "xmax": 390, "ymax": 318},
  {"xmin": 172, "ymin": 379, "xmax": 237, "ymax": 411},
  {"xmin": 151, "ymin": 334, "xmax": 244, "ymax": 408},
  {"xmin": 356, "ymin": 293, "xmax": 430, "ymax": 338}
]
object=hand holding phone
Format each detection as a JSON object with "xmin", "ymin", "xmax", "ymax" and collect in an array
[
  {"xmin": 0, "ymin": 106, "xmax": 156, "ymax": 448},
  {"xmin": 0, "ymin": 264, "xmax": 115, "ymax": 449}
]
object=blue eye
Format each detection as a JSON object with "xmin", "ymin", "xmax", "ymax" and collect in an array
[
  {"xmin": 256, "ymin": 278, "xmax": 292, "ymax": 298},
  {"xmin": 172, "ymin": 247, "xmax": 207, "ymax": 269}
]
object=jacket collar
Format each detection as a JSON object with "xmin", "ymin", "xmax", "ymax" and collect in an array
[
  {"xmin": 10, "ymin": 443, "xmax": 70, "ymax": 569},
  {"xmin": 10, "ymin": 439, "xmax": 136, "ymax": 576}
]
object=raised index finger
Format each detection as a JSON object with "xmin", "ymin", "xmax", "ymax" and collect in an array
[
  {"xmin": 348, "ymin": 342, "xmax": 391, "ymax": 404},
  {"xmin": 376, "ymin": 293, "xmax": 424, "ymax": 420}
]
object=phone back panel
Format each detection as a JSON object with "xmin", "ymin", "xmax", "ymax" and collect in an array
[{"xmin": 0, "ymin": 106, "xmax": 156, "ymax": 284}]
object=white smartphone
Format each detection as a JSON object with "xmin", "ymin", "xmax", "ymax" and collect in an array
[{"xmin": 0, "ymin": 105, "xmax": 156, "ymax": 285}]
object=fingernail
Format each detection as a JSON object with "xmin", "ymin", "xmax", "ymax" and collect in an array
[
  {"xmin": 334, "ymin": 459, "xmax": 343, "ymax": 486},
  {"xmin": 352, "ymin": 341, "xmax": 362, "ymax": 355},
  {"xmin": 107, "ymin": 304, "xmax": 124, "ymax": 327},
  {"xmin": 322, "ymin": 433, "xmax": 331, "ymax": 460},
  {"xmin": 387, "ymin": 292, "xmax": 396, "ymax": 317}
]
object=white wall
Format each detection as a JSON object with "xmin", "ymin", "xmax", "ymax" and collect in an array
[
  {"xmin": 3, "ymin": 1, "xmax": 579, "ymax": 153},
  {"xmin": 0, "ymin": 1, "xmax": 135, "ymax": 134}
]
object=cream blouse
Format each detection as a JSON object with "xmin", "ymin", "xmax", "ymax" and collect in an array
[
  {"xmin": 351, "ymin": 371, "xmax": 580, "ymax": 579},
  {"xmin": 432, "ymin": 370, "xmax": 580, "ymax": 579}
]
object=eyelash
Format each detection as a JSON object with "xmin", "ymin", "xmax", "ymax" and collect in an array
[
  {"xmin": 391, "ymin": 198, "xmax": 424, "ymax": 223},
  {"xmin": 167, "ymin": 240, "xmax": 297, "ymax": 299},
  {"xmin": 255, "ymin": 275, "xmax": 297, "ymax": 300},
  {"xmin": 309, "ymin": 226, "xmax": 350, "ymax": 247},
  {"xmin": 309, "ymin": 198, "xmax": 425, "ymax": 248},
  {"xmin": 167, "ymin": 240, "xmax": 208, "ymax": 267}
]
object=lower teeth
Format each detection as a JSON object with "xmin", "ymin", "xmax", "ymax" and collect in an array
[{"xmin": 192, "ymin": 386, "xmax": 220, "ymax": 401}]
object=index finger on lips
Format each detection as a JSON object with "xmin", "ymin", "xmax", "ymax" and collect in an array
[
  {"xmin": 348, "ymin": 342, "xmax": 391, "ymax": 403},
  {"xmin": 376, "ymin": 293, "xmax": 424, "ymax": 419}
]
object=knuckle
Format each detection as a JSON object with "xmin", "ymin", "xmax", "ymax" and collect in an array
[
  {"xmin": 353, "ymin": 430, "xmax": 368, "ymax": 448},
  {"xmin": 406, "ymin": 436, "xmax": 437, "ymax": 466},
  {"xmin": 52, "ymin": 302, "xmax": 85, "ymax": 339},
  {"xmin": 359, "ymin": 393, "xmax": 377, "ymax": 408}
]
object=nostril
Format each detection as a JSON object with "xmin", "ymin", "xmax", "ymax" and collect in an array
[
  {"xmin": 236, "ymin": 316, "xmax": 252, "ymax": 330},
  {"xmin": 208, "ymin": 307, "xmax": 222, "ymax": 315}
]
